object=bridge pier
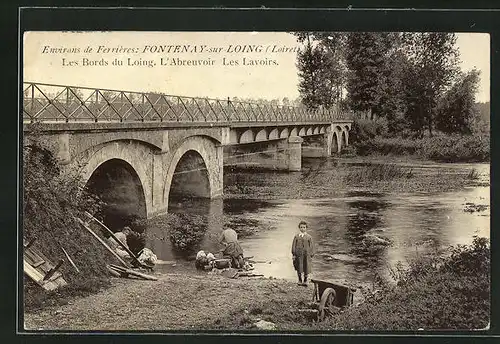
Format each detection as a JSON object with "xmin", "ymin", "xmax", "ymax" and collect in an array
[{"xmin": 287, "ymin": 136, "xmax": 303, "ymax": 171}]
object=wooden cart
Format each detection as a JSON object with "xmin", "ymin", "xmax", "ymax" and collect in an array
[{"xmin": 311, "ymin": 279, "xmax": 356, "ymax": 321}]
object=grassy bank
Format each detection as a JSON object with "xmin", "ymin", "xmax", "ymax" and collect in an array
[
  {"xmin": 350, "ymin": 118, "xmax": 490, "ymax": 163},
  {"xmin": 23, "ymin": 143, "xmax": 116, "ymax": 311},
  {"xmin": 210, "ymin": 237, "xmax": 490, "ymax": 330}
]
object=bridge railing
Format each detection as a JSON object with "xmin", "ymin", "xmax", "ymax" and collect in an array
[{"xmin": 22, "ymin": 82, "xmax": 353, "ymax": 123}]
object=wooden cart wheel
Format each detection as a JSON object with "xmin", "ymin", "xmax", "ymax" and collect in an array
[{"xmin": 317, "ymin": 287, "xmax": 336, "ymax": 321}]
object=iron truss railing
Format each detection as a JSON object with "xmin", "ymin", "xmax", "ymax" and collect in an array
[{"xmin": 22, "ymin": 82, "xmax": 353, "ymax": 123}]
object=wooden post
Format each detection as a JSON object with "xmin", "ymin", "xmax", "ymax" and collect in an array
[
  {"xmin": 76, "ymin": 217, "xmax": 129, "ymax": 268},
  {"xmin": 84, "ymin": 212, "xmax": 148, "ymax": 269}
]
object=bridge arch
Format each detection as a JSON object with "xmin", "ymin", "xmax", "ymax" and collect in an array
[
  {"xmin": 268, "ymin": 128, "xmax": 279, "ymax": 140},
  {"xmin": 79, "ymin": 140, "xmax": 152, "ymax": 224},
  {"xmin": 255, "ymin": 129, "xmax": 267, "ymax": 142},
  {"xmin": 239, "ymin": 129, "xmax": 254, "ymax": 144},
  {"xmin": 163, "ymin": 135, "xmax": 222, "ymax": 211}
]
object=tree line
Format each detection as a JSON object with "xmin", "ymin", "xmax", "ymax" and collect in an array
[{"xmin": 295, "ymin": 32, "xmax": 483, "ymax": 137}]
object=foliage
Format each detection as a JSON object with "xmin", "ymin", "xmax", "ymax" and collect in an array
[
  {"xmin": 353, "ymin": 132, "xmax": 489, "ymax": 163},
  {"xmin": 319, "ymin": 237, "xmax": 490, "ymax": 330},
  {"xmin": 436, "ymin": 69, "xmax": 481, "ymax": 134},
  {"xmin": 295, "ymin": 32, "xmax": 348, "ymax": 109},
  {"xmin": 137, "ymin": 213, "xmax": 208, "ymax": 256},
  {"xmin": 349, "ymin": 118, "xmax": 389, "ymax": 144},
  {"xmin": 345, "ymin": 32, "xmax": 397, "ymax": 118},
  {"xmin": 23, "ymin": 138, "xmax": 113, "ymax": 310},
  {"xmin": 296, "ymin": 36, "xmax": 337, "ymax": 109},
  {"xmin": 419, "ymin": 133, "xmax": 490, "ymax": 162},
  {"xmin": 400, "ymin": 32, "xmax": 460, "ymax": 136},
  {"xmin": 294, "ymin": 32, "xmax": 479, "ymax": 136}
]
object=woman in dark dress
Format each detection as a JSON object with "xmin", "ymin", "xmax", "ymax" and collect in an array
[{"xmin": 291, "ymin": 221, "xmax": 314, "ymax": 286}]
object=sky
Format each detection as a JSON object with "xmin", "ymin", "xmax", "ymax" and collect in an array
[{"xmin": 23, "ymin": 32, "xmax": 490, "ymax": 103}]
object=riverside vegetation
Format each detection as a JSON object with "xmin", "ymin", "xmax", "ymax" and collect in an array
[
  {"xmin": 23, "ymin": 139, "xmax": 490, "ymax": 330},
  {"xmin": 24, "ymin": 31, "xmax": 491, "ymax": 329}
]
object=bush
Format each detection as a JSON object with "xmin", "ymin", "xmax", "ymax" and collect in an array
[
  {"xmin": 23, "ymin": 140, "xmax": 114, "ymax": 310},
  {"xmin": 355, "ymin": 137, "xmax": 420, "ymax": 156},
  {"xmin": 420, "ymin": 133, "xmax": 490, "ymax": 162},
  {"xmin": 352, "ymin": 130, "xmax": 489, "ymax": 163},
  {"xmin": 136, "ymin": 213, "xmax": 209, "ymax": 256},
  {"xmin": 320, "ymin": 237, "xmax": 490, "ymax": 330},
  {"xmin": 350, "ymin": 118, "xmax": 389, "ymax": 144}
]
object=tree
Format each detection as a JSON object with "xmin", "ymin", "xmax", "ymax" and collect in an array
[
  {"xmin": 436, "ymin": 69, "xmax": 481, "ymax": 134},
  {"xmin": 401, "ymin": 33, "xmax": 460, "ymax": 136},
  {"xmin": 296, "ymin": 35, "xmax": 331, "ymax": 109},
  {"xmin": 345, "ymin": 32, "xmax": 398, "ymax": 120}
]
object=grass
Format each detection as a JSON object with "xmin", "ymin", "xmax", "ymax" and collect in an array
[
  {"xmin": 354, "ymin": 134, "xmax": 490, "ymax": 163},
  {"xmin": 344, "ymin": 164, "xmax": 414, "ymax": 184},
  {"xmin": 318, "ymin": 237, "xmax": 490, "ymax": 330},
  {"xmin": 208, "ymin": 237, "xmax": 490, "ymax": 330},
  {"xmin": 466, "ymin": 168, "xmax": 481, "ymax": 180},
  {"xmin": 350, "ymin": 118, "xmax": 490, "ymax": 163},
  {"xmin": 23, "ymin": 142, "xmax": 114, "ymax": 311}
]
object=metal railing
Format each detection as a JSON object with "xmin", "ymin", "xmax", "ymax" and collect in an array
[{"xmin": 22, "ymin": 82, "xmax": 353, "ymax": 123}]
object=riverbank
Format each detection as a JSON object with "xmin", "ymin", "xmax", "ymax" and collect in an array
[
  {"xmin": 224, "ymin": 156, "xmax": 489, "ymax": 199},
  {"xmin": 24, "ymin": 237, "xmax": 489, "ymax": 331},
  {"xmin": 24, "ymin": 271, "xmax": 311, "ymax": 331},
  {"xmin": 349, "ymin": 118, "xmax": 490, "ymax": 163}
]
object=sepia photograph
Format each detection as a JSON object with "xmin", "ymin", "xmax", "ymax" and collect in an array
[{"xmin": 21, "ymin": 28, "xmax": 490, "ymax": 332}]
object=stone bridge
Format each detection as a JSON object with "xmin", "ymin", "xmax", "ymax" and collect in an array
[{"xmin": 23, "ymin": 83, "xmax": 352, "ymax": 219}]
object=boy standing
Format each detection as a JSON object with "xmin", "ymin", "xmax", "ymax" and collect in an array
[{"xmin": 292, "ymin": 221, "xmax": 314, "ymax": 286}]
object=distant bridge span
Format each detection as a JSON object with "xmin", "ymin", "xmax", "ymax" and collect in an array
[{"xmin": 23, "ymin": 82, "xmax": 353, "ymax": 218}]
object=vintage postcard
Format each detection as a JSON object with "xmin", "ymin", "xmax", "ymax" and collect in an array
[{"xmin": 22, "ymin": 28, "xmax": 490, "ymax": 332}]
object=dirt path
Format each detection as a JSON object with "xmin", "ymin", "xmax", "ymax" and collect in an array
[{"xmin": 24, "ymin": 272, "xmax": 312, "ymax": 331}]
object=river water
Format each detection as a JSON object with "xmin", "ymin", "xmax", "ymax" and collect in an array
[{"xmin": 148, "ymin": 158, "xmax": 490, "ymax": 288}]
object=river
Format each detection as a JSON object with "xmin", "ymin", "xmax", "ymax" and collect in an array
[{"xmin": 147, "ymin": 158, "xmax": 490, "ymax": 288}]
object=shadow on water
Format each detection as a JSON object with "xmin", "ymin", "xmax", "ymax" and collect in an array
[
  {"xmin": 146, "ymin": 196, "xmax": 281, "ymax": 261},
  {"xmin": 344, "ymin": 193, "xmax": 391, "ymax": 264},
  {"xmin": 143, "ymin": 159, "xmax": 489, "ymax": 288}
]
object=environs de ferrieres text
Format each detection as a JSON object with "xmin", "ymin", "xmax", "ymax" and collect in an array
[{"xmin": 41, "ymin": 44, "xmax": 300, "ymax": 68}]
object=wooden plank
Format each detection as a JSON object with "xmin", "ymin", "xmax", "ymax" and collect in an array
[
  {"xmin": 109, "ymin": 264, "xmax": 157, "ymax": 281},
  {"xmin": 25, "ymin": 248, "xmax": 52, "ymax": 274},
  {"xmin": 23, "ymin": 238, "xmax": 36, "ymax": 249},
  {"xmin": 43, "ymin": 259, "xmax": 64, "ymax": 281},
  {"xmin": 106, "ymin": 265, "xmax": 123, "ymax": 278},
  {"xmin": 61, "ymin": 246, "xmax": 80, "ymax": 273},
  {"xmin": 76, "ymin": 217, "xmax": 130, "ymax": 268},
  {"xmin": 24, "ymin": 259, "xmax": 64, "ymax": 291},
  {"xmin": 84, "ymin": 212, "xmax": 148, "ymax": 269},
  {"xmin": 32, "ymin": 260, "xmax": 45, "ymax": 268}
]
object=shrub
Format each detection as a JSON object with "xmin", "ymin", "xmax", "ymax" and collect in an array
[
  {"xmin": 352, "ymin": 131, "xmax": 489, "ymax": 163},
  {"xmin": 320, "ymin": 237, "xmax": 490, "ymax": 330},
  {"xmin": 420, "ymin": 134, "xmax": 490, "ymax": 162},
  {"xmin": 23, "ymin": 140, "xmax": 113, "ymax": 310},
  {"xmin": 350, "ymin": 118, "xmax": 389, "ymax": 144},
  {"xmin": 137, "ymin": 213, "xmax": 208, "ymax": 256}
]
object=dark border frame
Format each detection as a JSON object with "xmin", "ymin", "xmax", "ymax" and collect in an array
[{"xmin": 5, "ymin": 4, "xmax": 498, "ymax": 343}]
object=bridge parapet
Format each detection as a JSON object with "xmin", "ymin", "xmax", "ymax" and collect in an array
[{"xmin": 23, "ymin": 82, "xmax": 354, "ymax": 124}]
